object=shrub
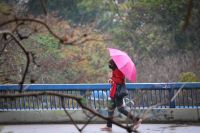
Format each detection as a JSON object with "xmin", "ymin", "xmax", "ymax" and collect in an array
[{"xmin": 179, "ymin": 72, "xmax": 199, "ymax": 82}]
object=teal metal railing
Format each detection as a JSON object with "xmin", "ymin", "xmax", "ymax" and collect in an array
[{"xmin": 0, "ymin": 83, "xmax": 200, "ymax": 111}]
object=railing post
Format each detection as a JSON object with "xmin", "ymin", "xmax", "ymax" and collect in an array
[{"xmin": 169, "ymin": 88, "xmax": 176, "ymax": 108}]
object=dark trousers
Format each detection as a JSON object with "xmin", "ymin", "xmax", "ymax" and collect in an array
[{"xmin": 107, "ymin": 97, "xmax": 135, "ymax": 128}]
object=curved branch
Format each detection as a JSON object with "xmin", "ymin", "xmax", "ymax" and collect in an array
[
  {"xmin": 0, "ymin": 18, "xmax": 63, "ymax": 42},
  {"xmin": 61, "ymin": 97, "xmax": 81, "ymax": 131},
  {"xmin": 0, "ymin": 18, "xmax": 88, "ymax": 45},
  {"xmin": 0, "ymin": 91, "xmax": 135, "ymax": 133}
]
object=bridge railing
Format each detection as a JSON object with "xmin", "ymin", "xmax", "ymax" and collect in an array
[{"xmin": 0, "ymin": 83, "xmax": 200, "ymax": 111}]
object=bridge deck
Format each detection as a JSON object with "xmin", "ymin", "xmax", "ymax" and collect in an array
[{"xmin": 0, "ymin": 124, "xmax": 200, "ymax": 133}]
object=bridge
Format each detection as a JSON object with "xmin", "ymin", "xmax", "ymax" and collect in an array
[{"xmin": 0, "ymin": 82, "xmax": 200, "ymax": 124}]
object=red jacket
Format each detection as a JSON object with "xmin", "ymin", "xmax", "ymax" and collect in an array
[
  {"xmin": 111, "ymin": 69, "xmax": 125, "ymax": 84},
  {"xmin": 110, "ymin": 69, "xmax": 125, "ymax": 98}
]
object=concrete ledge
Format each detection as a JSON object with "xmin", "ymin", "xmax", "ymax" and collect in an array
[{"xmin": 0, "ymin": 108, "xmax": 200, "ymax": 124}]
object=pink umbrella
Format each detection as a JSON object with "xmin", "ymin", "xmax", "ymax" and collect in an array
[{"xmin": 108, "ymin": 48, "xmax": 137, "ymax": 82}]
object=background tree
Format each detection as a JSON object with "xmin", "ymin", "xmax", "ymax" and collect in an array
[{"xmin": 1, "ymin": 0, "xmax": 200, "ymax": 83}]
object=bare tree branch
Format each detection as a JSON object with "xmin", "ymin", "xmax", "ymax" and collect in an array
[
  {"xmin": 0, "ymin": 91, "xmax": 136, "ymax": 133},
  {"xmin": 0, "ymin": 38, "xmax": 13, "ymax": 56},
  {"xmin": 0, "ymin": 30, "xmax": 30, "ymax": 92},
  {"xmin": 0, "ymin": 18, "xmax": 90, "ymax": 45},
  {"xmin": 39, "ymin": 0, "xmax": 48, "ymax": 15},
  {"xmin": 29, "ymin": 52, "xmax": 40, "ymax": 67},
  {"xmin": 182, "ymin": 0, "xmax": 193, "ymax": 31},
  {"xmin": 79, "ymin": 114, "xmax": 96, "ymax": 131},
  {"xmin": 0, "ymin": 18, "xmax": 63, "ymax": 41},
  {"xmin": 61, "ymin": 97, "xmax": 82, "ymax": 131}
]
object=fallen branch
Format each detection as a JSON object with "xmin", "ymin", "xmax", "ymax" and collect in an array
[{"xmin": 0, "ymin": 91, "xmax": 136, "ymax": 133}]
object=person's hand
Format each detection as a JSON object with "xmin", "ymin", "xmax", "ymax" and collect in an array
[{"xmin": 108, "ymin": 79, "xmax": 113, "ymax": 84}]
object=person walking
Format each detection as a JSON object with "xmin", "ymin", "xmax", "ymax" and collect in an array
[{"xmin": 101, "ymin": 59, "xmax": 142, "ymax": 131}]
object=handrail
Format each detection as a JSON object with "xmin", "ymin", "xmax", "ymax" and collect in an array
[
  {"xmin": 0, "ymin": 82, "xmax": 200, "ymax": 110},
  {"xmin": 0, "ymin": 82, "xmax": 200, "ymax": 91}
]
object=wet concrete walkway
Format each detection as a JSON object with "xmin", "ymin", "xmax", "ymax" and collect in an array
[{"xmin": 0, "ymin": 124, "xmax": 200, "ymax": 133}]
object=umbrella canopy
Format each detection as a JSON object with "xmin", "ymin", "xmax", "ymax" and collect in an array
[{"xmin": 108, "ymin": 48, "xmax": 137, "ymax": 82}]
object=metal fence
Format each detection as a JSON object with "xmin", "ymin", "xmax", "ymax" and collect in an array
[{"xmin": 0, "ymin": 83, "xmax": 200, "ymax": 111}]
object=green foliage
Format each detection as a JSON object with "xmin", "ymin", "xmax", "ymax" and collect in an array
[
  {"xmin": 0, "ymin": 2, "xmax": 11, "ymax": 15},
  {"xmin": 2, "ymin": 0, "xmax": 200, "ymax": 83},
  {"xmin": 32, "ymin": 34, "xmax": 60, "ymax": 58},
  {"xmin": 33, "ymin": 34, "xmax": 59, "ymax": 49},
  {"xmin": 25, "ymin": 0, "xmax": 80, "ymax": 24},
  {"xmin": 179, "ymin": 72, "xmax": 199, "ymax": 82},
  {"xmin": 110, "ymin": 0, "xmax": 200, "ymax": 60},
  {"xmin": 25, "ymin": 0, "xmax": 111, "ymax": 25},
  {"xmin": 59, "ymin": 42, "xmax": 109, "ymax": 83},
  {"xmin": 80, "ymin": 97, "xmax": 87, "ymax": 106}
]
